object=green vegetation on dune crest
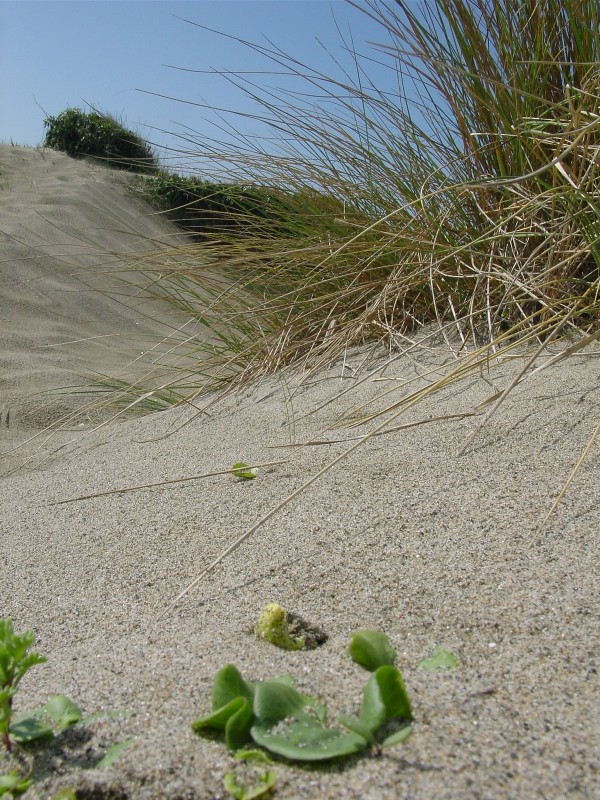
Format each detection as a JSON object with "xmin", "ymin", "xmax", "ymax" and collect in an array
[
  {"xmin": 135, "ymin": 171, "xmax": 347, "ymax": 241},
  {"xmin": 43, "ymin": 107, "xmax": 158, "ymax": 173}
]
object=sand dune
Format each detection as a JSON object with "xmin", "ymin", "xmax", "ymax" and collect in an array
[
  {"xmin": 0, "ymin": 144, "xmax": 193, "ymax": 431},
  {"xmin": 0, "ymin": 145, "xmax": 598, "ymax": 799}
]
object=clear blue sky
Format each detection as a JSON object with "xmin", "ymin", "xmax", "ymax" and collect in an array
[{"xmin": 0, "ymin": 1, "xmax": 401, "ymax": 172}]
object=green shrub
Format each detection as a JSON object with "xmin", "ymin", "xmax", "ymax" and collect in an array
[
  {"xmin": 43, "ymin": 107, "xmax": 158, "ymax": 174},
  {"xmin": 137, "ymin": 171, "xmax": 347, "ymax": 239}
]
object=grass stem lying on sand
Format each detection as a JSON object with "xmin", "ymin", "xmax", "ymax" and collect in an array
[{"xmin": 49, "ymin": 460, "xmax": 288, "ymax": 506}]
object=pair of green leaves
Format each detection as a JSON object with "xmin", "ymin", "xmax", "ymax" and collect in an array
[
  {"xmin": 11, "ymin": 697, "xmax": 135, "ymax": 769},
  {"xmin": 9, "ymin": 695, "xmax": 82, "ymax": 745},
  {"xmin": 192, "ymin": 630, "xmax": 413, "ymax": 763}
]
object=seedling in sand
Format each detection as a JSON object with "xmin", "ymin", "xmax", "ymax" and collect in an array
[
  {"xmin": 0, "ymin": 619, "xmax": 46, "ymax": 753},
  {"xmin": 192, "ymin": 629, "xmax": 412, "ymax": 764},
  {"xmin": 1, "ymin": 618, "xmax": 134, "ymax": 795},
  {"xmin": 231, "ymin": 462, "xmax": 258, "ymax": 480},
  {"xmin": 224, "ymin": 749, "xmax": 276, "ymax": 800}
]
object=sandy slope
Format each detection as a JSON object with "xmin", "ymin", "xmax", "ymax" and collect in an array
[
  {"xmin": 0, "ymin": 145, "xmax": 598, "ymax": 800},
  {"xmin": 0, "ymin": 144, "xmax": 193, "ymax": 434}
]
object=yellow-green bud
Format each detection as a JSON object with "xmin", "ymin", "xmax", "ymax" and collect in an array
[{"xmin": 255, "ymin": 603, "xmax": 305, "ymax": 651}]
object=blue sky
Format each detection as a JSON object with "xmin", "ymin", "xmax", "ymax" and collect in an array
[{"xmin": 0, "ymin": 1, "xmax": 402, "ymax": 172}]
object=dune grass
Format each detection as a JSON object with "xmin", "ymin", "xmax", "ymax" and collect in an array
[
  {"xmin": 126, "ymin": 0, "xmax": 599, "ymax": 396},
  {"xmin": 84, "ymin": 0, "xmax": 599, "ymax": 606}
]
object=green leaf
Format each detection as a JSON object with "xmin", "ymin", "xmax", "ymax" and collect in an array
[
  {"xmin": 234, "ymin": 749, "xmax": 274, "ymax": 765},
  {"xmin": 41, "ymin": 695, "xmax": 83, "ymax": 731},
  {"xmin": 339, "ymin": 670, "xmax": 386, "ymax": 743},
  {"xmin": 417, "ymin": 647, "xmax": 459, "ymax": 671},
  {"xmin": 96, "ymin": 737, "xmax": 136, "ymax": 769},
  {"xmin": 372, "ymin": 665, "xmax": 413, "ymax": 720},
  {"xmin": 192, "ymin": 696, "xmax": 248, "ymax": 735},
  {"xmin": 0, "ymin": 770, "xmax": 33, "ymax": 797},
  {"xmin": 51, "ymin": 788, "xmax": 79, "ymax": 800},
  {"xmin": 382, "ymin": 724, "xmax": 413, "ymax": 747},
  {"xmin": 348, "ymin": 630, "xmax": 396, "ymax": 672},
  {"xmin": 10, "ymin": 713, "xmax": 54, "ymax": 743},
  {"xmin": 212, "ymin": 664, "xmax": 255, "ymax": 710},
  {"xmin": 340, "ymin": 666, "xmax": 412, "ymax": 745},
  {"xmin": 252, "ymin": 680, "xmax": 307, "ymax": 725},
  {"xmin": 13, "ymin": 652, "xmax": 47, "ymax": 689},
  {"xmin": 251, "ymin": 680, "xmax": 366, "ymax": 761},
  {"xmin": 251, "ymin": 717, "xmax": 366, "ymax": 762},
  {"xmin": 231, "ymin": 462, "xmax": 257, "ymax": 480},
  {"xmin": 225, "ymin": 698, "xmax": 254, "ymax": 751}
]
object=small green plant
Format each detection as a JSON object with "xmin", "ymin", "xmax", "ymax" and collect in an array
[
  {"xmin": 0, "ymin": 619, "xmax": 47, "ymax": 753},
  {"xmin": 9, "ymin": 694, "xmax": 83, "ymax": 745},
  {"xmin": 1, "ymin": 619, "xmax": 134, "ymax": 797},
  {"xmin": 224, "ymin": 750, "xmax": 276, "ymax": 800},
  {"xmin": 43, "ymin": 107, "xmax": 157, "ymax": 173},
  {"xmin": 192, "ymin": 630, "xmax": 412, "ymax": 762},
  {"xmin": 231, "ymin": 463, "xmax": 258, "ymax": 480},
  {"xmin": 417, "ymin": 647, "xmax": 459, "ymax": 671},
  {"xmin": 0, "ymin": 768, "xmax": 32, "ymax": 797}
]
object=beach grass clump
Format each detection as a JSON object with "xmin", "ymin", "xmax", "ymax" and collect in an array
[
  {"xmin": 119, "ymin": 0, "xmax": 599, "ymax": 407},
  {"xmin": 43, "ymin": 107, "xmax": 158, "ymax": 174}
]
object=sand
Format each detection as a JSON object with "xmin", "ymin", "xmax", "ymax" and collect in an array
[{"xmin": 0, "ymin": 144, "xmax": 598, "ymax": 799}]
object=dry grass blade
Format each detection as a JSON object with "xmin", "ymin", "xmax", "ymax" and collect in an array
[
  {"xmin": 159, "ymin": 365, "xmax": 465, "ymax": 617},
  {"xmin": 267, "ymin": 411, "xmax": 480, "ymax": 447},
  {"xmin": 531, "ymin": 416, "xmax": 600, "ymax": 546},
  {"xmin": 49, "ymin": 460, "xmax": 288, "ymax": 506}
]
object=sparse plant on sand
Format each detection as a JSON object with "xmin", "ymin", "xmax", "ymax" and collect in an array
[
  {"xmin": 254, "ymin": 603, "xmax": 305, "ymax": 652},
  {"xmin": 193, "ymin": 630, "xmax": 412, "ymax": 763},
  {"xmin": 223, "ymin": 749, "xmax": 276, "ymax": 800},
  {"xmin": 0, "ymin": 619, "xmax": 46, "ymax": 753},
  {"xmin": 231, "ymin": 462, "xmax": 258, "ymax": 480},
  {"xmin": 0, "ymin": 618, "xmax": 134, "ymax": 792}
]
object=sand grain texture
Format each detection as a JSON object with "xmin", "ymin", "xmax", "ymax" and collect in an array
[{"xmin": 0, "ymin": 145, "xmax": 598, "ymax": 799}]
